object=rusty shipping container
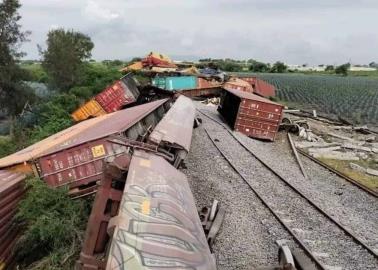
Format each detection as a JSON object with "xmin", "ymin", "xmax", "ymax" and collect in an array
[
  {"xmin": 0, "ymin": 170, "xmax": 26, "ymax": 270},
  {"xmin": 95, "ymin": 74, "xmax": 140, "ymax": 113},
  {"xmin": 71, "ymin": 99, "xmax": 107, "ymax": 122},
  {"xmin": 223, "ymin": 77, "xmax": 254, "ymax": 93},
  {"xmin": 106, "ymin": 150, "xmax": 216, "ymax": 270},
  {"xmin": 197, "ymin": 77, "xmax": 221, "ymax": 89},
  {"xmin": 177, "ymin": 86, "xmax": 222, "ymax": 98},
  {"xmin": 218, "ymin": 88, "xmax": 284, "ymax": 141},
  {"xmin": 238, "ymin": 76, "xmax": 276, "ymax": 97},
  {"xmin": 36, "ymin": 99, "xmax": 170, "ymax": 195}
]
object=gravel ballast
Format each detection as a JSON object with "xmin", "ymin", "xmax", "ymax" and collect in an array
[
  {"xmin": 198, "ymin": 102, "xmax": 378, "ymax": 252},
  {"xmin": 182, "ymin": 123, "xmax": 301, "ymax": 270},
  {"xmin": 194, "ymin": 103, "xmax": 378, "ymax": 270}
]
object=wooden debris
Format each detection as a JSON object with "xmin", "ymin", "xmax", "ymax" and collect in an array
[
  {"xmin": 288, "ymin": 133, "xmax": 308, "ymax": 179},
  {"xmin": 327, "ymin": 132, "xmax": 355, "ymax": 142},
  {"xmin": 308, "ymin": 146, "xmax": 341, "ymax": 153},
  {"xmin": 367, "ymin": 168, "xmax": 378, "ymax": 177},
  {"xmin": 342, "ymin": 143, "xmax": 372, "ymax": 152},
  {"xmin": 350, "ymin": 163, "xmax": 367, "ymax": 173},
  {"xmin": 311, "ymin": 151, "xmax": 359, "ymax": 161},
  {"xmin": 295, "ymin": 141, "xmax": 340, "ymax": 149}
]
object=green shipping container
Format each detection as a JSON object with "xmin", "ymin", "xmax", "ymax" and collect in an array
[{"xmin": 152, "ymin": 76, "xmax": 197, "ymax": 91}]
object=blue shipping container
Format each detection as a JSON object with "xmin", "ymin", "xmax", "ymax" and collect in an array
[{"xmin": 152, "ymin": 76, "xmax": 197, "ymax": 91}]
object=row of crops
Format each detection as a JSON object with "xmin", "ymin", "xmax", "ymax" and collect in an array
[{"xmin": 254, "ymin": 73, "xmax": 378, "ymax": 125}]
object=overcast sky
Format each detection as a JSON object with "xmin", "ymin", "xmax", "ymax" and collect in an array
[{"xmin": 19, "ymin": 0, "xmax": 378, "ymax": 65}]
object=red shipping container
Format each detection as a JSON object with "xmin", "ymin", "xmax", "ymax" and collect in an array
[
  {"xmin": 37, "ymin": 138, "xmax": 128, "ymax": 191},
  {"xmin": 95, "ymin": 74, "xmax": 139, "ymax": 113},
  {"xmin": 218, "ymin": 88, "xmax": 283, "ymax": 141},
  {"xmin": 36, "ymin": 99, "xmax": 169, "ymax": 195},
  {"xmin": 0, "ymin": 170, "xmax": 25, "ymax": 270}
]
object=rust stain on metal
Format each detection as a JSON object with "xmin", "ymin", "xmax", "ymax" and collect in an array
[
  {"xmin": 224, "ymin": 77, "xmax": 254, "ymax": 93},
  {"xmin": 238, "ymin": 76, "xmax": 276, "ymax": 97},
  {"xmin": 106, "ymin": 150, "xmax": 216, "ymax": 270},
  {"xmin": 36, "ymin": 99, "xmax": 170, "ymax": 194},
  {"xmin": 177, "ymin": 86, "xmax": 222, "ymax": 98},
  {"xmin": 0, "ymin": 99, "xmax": 168, "ymax": 169},
  {"xmin": 149, "ymin": 95, "xmax": 195, "ymax": 153},
  {"xmin": 0, "ymin": 170, "xmax": 26, "ymax": 270},
  {"xmin": 219, "ymin": 88, "xmax": 284, "ymax": 141}
]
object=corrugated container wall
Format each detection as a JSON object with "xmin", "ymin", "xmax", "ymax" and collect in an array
[
  {"xmin": 224, "ymin": 78, "xmax": 254, "ymax": 93},
  {"xmin": 238, "ymin": 76, "xmax": 276, "ymax": 97},
  {"xmin": 218, "ymin": 88, "xmax": 283, "ymax": 141},
  {"xmin": 36, "ymin": 99, "xmax": 170, "ymax": 196},
  {"xmin": 197, "ymin": 77, "xmax": 221, "ymax": 89},
  {"xmin": 152, "ymin": 76, "xmax": 197, "ymax": 91},
  {"xmin": 95, "ymin": 74, "xmax": 140, "ymax": 113},
  {"xmin": 71, "ymin": 99, "xmax": 107, "ymax": 122},
  {"xmin": 37, "ymin": 138, "xmax": 128, "ymax": 196},
  {"xmin": 0, "ymin": 170, "xmax": 26, "ymax": 269}
]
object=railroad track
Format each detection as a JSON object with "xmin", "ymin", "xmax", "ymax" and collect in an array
[
  {"xmin": 197, "ymin": 108, "xmax": 378, "ymax": 270},
  {"xmin": 297, "ymin": 149, "xmax": 378, "ymax": 197}
]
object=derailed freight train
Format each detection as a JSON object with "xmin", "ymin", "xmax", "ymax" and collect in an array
[{"xmin": 77, "ymin": 95, "xmax": 222, "ymax": 270}]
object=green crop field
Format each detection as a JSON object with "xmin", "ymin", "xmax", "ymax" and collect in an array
[{"xmin": 254, "ymin": 73, "xmax": 378, "ymax": 125}]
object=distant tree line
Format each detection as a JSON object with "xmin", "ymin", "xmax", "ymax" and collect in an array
[{"xmin": 198, "ymin": 58, "xmax": 288, "ymax": 73}]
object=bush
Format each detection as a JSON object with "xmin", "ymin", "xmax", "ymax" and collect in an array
[
  {"xmin": 29, "ymin": 94, "xmax": 78, "ymax": 143},
  {"xmin": 0, "ymin": 136, "xmax": 18, "ymax": 158},
  {"xmin": 15, "ymin": 178, "xmax": 92, "ymax": 269}
]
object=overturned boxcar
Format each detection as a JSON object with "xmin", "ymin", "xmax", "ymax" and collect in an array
[{"xmin": 218, "ymin": 88, "xmax": 284, "ymax": 141}]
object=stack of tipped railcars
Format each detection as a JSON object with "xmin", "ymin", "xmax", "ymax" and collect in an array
[
  {"xmin": 0, "ymin": 99, "xmax": 172, "ymax": 197},
  {"xmin": 77, "ymin": 96, "xmax": 217, "ymax": 270},
  {"xmin": 0, "ymin": 170, "xmax": 26, "ymax": 269},
  {"xmin": 218, "ymin": 88, "xmax": 284, "ymax": 141}
]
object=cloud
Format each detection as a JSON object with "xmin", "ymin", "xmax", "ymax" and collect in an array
[
  {"xmin": 19, "ymin": 0, "xmax": 378, "ymax": 64},
  {"xmin": 83, "ymin": 0, "xmax": 120, "ymax": 21}
]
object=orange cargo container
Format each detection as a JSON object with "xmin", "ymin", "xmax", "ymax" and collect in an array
[
  {"xmin": 224, "ymin": 78, "xmax": 254, "ymax": 93},
  {"xmin": 71, "ymin": 99, "xmax": 107, "ymax": 122}
]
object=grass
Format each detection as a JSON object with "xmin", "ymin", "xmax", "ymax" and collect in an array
[{"xmin": 318, "ymin": 158, "xmax": 378, "ymax": 191}]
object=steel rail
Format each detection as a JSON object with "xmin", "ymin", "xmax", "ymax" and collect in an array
[
  {"xmin": 202, "ymin": 128, "xmax": 327, "ymax": 270},
  {"xmin": 197, "ymin": 108, "xmax": 378, "ymax": 260},
  {"xmin": 297, "ymin": 148, "xmax": 378, "ymax": 198}
]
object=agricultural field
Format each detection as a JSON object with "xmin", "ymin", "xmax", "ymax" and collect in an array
[{"xmin": 254, "ymin": 73, "xmax": 378, "ymax": 126}]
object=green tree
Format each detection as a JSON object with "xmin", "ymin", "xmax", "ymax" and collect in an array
[
  {"xmin": 40, "ymin": 29, "xmax": 94, "ymax": 91},
  {"xmin": 335, "ymin": 63, "xmax": 350, "ymax": 76},
  {"xmin": 249, "ymin": 60, "xmax": 270, "ymax": 72},
  {"xmin": 325, "ymin": 65, "xmax": 334, "ymax": 72},
  {"xmin": 270, "ymin": 61, "xmax": 287, "ymax": 73},
  {"xmin": 0, "ymin": 0, "xmax": 35, "ymax": 135},
  {"xmin": 369, "ymin": 62, "xmax": 377, "ymax": 68}
]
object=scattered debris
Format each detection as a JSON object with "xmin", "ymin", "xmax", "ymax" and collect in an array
[
  {"xmin": 201, "ymin": 97, "xmax": 220, "ymax": 105},
  {"xmin": 367, "ymin": 168, "xmax": 378, "ymax": 177},
  {"xmin": 311, "ymin": 151, "xmax": 360, "ymax": 161},
  {"xmin": 350, "ymin": 163, "xmax": 367, "ymax": 173},
  {"xmin": 288, "ymin": 133, "xmax": 308, "ymax": 179},
  {"xmin": 308, "ymin": 146, "xmax": 341, "ymax": 153},
  {"xmin": 342, "ymin": 143, "xmax": 372, "ymax": 152},
  {"xmin": 295, "ymin": 141, "xmax": 340, "ymax": 149}
]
